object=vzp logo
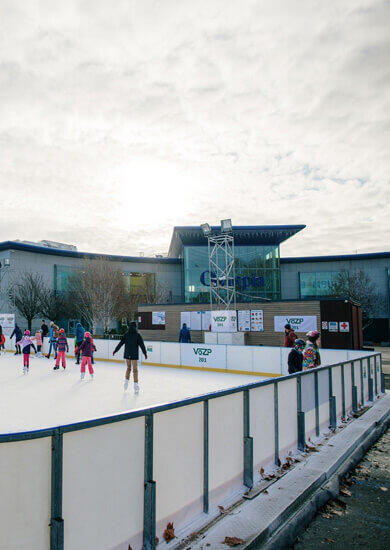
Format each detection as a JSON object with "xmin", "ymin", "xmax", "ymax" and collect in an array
[
  {"xmin": 213, "ymin": 316, "xmax": 227, "ymax": 323},
  {"xmin": 193, "ymin": 348, "xmax": 212, "ymax": 356},
  {"xmin": 147, "ymin": 346, "xmax": 153, "ymax": 352},
  {"xmin": 286, "ymin": 317, "xmax": 304, "ymax": 324}
]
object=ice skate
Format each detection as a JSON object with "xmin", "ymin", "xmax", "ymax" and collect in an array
[
  {"xmin": 90, "ymin": 373, "xmax": 94, "ymax": 379},
  {"xmin": 134, "ymin": 382, "xmax": 140, "ymax": 394},
  {"xmin": 80, "ymin": 372, "xmax": 85, "ymax": 380},
  {"xmin": 124, "ymin": 379, "xmax": 129, "ymax": 391},
  {"xmin": 53, "ymin": 365, "xmax": 59, "ymax": 370},
  {"xmin": 23, "ymin": 366, "xmax": 27, "ymax": 375}
]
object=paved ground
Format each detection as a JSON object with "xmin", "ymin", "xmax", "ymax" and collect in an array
[{"xmin": 292, "ymin": 429, "xmax": 390, "ymax": 549}]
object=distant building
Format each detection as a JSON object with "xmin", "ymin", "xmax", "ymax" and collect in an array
[{"xmin": 0, "ymin": 226, "xmax": 388, "ymax": 341}]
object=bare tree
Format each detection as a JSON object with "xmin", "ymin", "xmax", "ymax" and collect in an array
[
  {"xmin": 9, "ymin": 272, "xmax": 43, "ymax": 330},
  {"xmin": 330, "ymin": 269, "xmax": 383, "ymax": 329},
  {"xmin": 39, "ymin": 287, "xmax": 68, "ymax": 322},
  {"xmin": 67, "ymin": 257, "xmax": 125, "ymax": 334},
  {"xmin": 116, "ymin": 277, "xmax": 171, "ymax": 327}
]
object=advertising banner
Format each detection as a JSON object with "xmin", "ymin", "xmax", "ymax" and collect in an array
[
  {"xmin": 152, "ymin": 311, "xmax": 165, "ymax": 325},
  {"xmin": 250, "ymin": 310, "xmax": 264, "ymax": 332},
  {"xmin": 329, "ymin": 321, "xmax": 338, "ymax": 332},
  {"xmin": 274, "ymin": 315, "xmax": 317, "ymax": 333},
  {"xmin": 0, "ymin": 313, "xmax": 15, "ymax": 336},
  {"xmin": 210, "ymin": 310, "xmax": 237, "ymax": 333},
  {"xmin": 201, "ymin": 310, "xmax": 211, "ymax": 331},
  {"xmin": 339, "ymin": 321, "xmax": 349, "ymax": 332},
  {"xmin": 238, "ymin": 310, "xmax": 251, "ymax": 332},
  {"xmin": 190, "ymin": 311, "xmax": 202, "ymax": 331},
  {"xmin": 180, "ymin": 343, "xmax": 227, "ymax": 369}
]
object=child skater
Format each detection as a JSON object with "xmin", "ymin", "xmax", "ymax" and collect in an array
[
  {"xmin": 78, "ymin": 331, "xmax": 96, "ymax": 380},
  {"xmin": 54, "ymin": 328, "xmax": 69, "ymax": 370},
  {"xmin": 0, "ymin": 332, "xmax": 5, "ymax": 355},
  {"xmin": 17, "ymin": 330, "xmax": 37, "ymax": 374},
  {"xmin": 33, "ymin": 329, "xmax": 43, "ymax": 358}
]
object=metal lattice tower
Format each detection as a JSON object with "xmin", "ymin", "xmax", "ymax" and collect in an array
[{"xmin": 207, "ymin": 231, "xmax": 237, "ymax": 311}]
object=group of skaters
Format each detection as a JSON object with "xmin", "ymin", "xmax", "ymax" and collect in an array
[
  {"xmin": 2, "ymin": 319, "xmax": 147, "ymax": 393},
  {"xmin": 284, "ymin": 323, "xmax": 321, "ymax": 374}
]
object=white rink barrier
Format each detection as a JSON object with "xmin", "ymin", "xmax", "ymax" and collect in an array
[
  {"xmin": 0, "ymin": 351, "xmax": 384, "ymax": 550},
  {"xmin": 4, "ymin": 336, "xmax": 375, "ymax": 377}
]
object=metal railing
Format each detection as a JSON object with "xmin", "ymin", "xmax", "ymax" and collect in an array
[{"xmin": 0, "ymin": 353, "xmax": 384, "ymax": 550}]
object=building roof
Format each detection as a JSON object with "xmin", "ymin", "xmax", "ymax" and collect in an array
[
  {"xmin": 0, "ymin": 241, "xmax": 181, "ymax": 264},
  {"xmin": 281, "ymin": 251, "xmax": 390, "ymax": 264},
  {"xmin": 168, "ymin": 225, "xmax": 306, "ymax": 257}
]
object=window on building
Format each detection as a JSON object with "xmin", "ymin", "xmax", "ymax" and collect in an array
[{"xmin": 299, "ymin": 271, "xmax": 346, "ymax": 299}]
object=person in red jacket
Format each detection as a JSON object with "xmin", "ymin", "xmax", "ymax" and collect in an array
[
  {"xmin": 79, "ymin": 331, "xmax": 96, "ymax": 380},
  {"xmin": 284, "ymin": 324, "xmax": 297, "ymax": 347}
]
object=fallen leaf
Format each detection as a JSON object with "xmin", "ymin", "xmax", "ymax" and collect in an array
[
  {"xmin": 155, "ymin": 536, "xmax": 159, "ymax": 545},
  {"xmin": 260, "ymin": 467, "xmax": 264, "ymax": 477},
  {"xmin": 340, "ymin": 487, "xmax": 352, "ymax": 497},
  {"xmin": 277, "ymin": 458, "xmax": 281, "ymax": 467},
  {"xmin": 324, "ymin": 538, "xmax": 335, "ymax": 543},
  {"xmin": 380, "ymin": 487, "xmax": 388, "ymax": 492},
  {"xmin": 223, "ymin": 536, "xmax": 245, "ymax": 547},
  {"xmin": 263, "ymin": 489, "xmax": 268, "ymax": 494},
  {"xmin": 218, "ymin": 505, "xmax": 225, "ymax": 513},
  {"xmin": 163, "ymin": 522, "xmax": 175, "ymax": 543}
]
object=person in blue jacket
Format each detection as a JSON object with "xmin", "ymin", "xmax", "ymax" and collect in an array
[
  {"xmin": 10, "ymin": 323, "xmax": 22, "ymax": 354},
  {"xmin": 179, "ymin": 323, "xmax": 191, "ymax": 343},
  {"xmin": 75, "ymin": 322, "xmax": 85, "ymax": 365}
]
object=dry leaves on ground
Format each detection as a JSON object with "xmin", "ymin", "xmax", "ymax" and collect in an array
[
  {"xmin": 380, "ymin": 486, "xmax": 388, "ymax": 492},
  {"xmin": 223, "ymin": 536, "xmax": 246, "ymax": 547},
  {"xmin": 163, "ymin": 522, "xmax": 175, "ymax": 542}
]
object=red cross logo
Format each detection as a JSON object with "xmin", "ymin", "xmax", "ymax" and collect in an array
[{"xmin": 341, "ymin": 322, "xmax": 348, "ymax": 330}]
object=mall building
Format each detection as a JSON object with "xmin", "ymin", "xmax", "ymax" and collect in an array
[{"xmin": 0, "ymin": 225, "xmax": 389, "ymax": 342}]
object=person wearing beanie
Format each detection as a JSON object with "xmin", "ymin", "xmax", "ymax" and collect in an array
[
  {"xmin": 288, "ymin": 338, "xmax": 305, "ymax": 374},
  {"xmin": 16, "ymin": 330, "xmax": 37, "ymax": 374},
  {"xmin": 302, "ymin": 330, "xmax": 321, "ymax": 370},
  {"xmin": 10, "ymin": 323, "xmax": 22, "ymax": 355},
  {"xmin": 78, "ymin": 331, "xmax": 96, "ymax": 380},
  {"xmin": 113, "ymin": 322, "xmax": 147, "ymax": 393},
  {"xmin": 54, "ymin": 328, "xmax": 69, "ymax": 370}
]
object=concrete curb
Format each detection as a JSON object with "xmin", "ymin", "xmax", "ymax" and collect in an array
[{"xmin": 187, "ymin": 393, "xmax": 390, "ymax": 550}]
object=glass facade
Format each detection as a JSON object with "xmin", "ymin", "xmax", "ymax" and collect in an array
[
  {"xmin": 299, "ymin": 271, "xmax": 345, "ymax": 299},
  {"xmin": 184, "ymin": 245, "xmax": 280, "ymax": 303}
]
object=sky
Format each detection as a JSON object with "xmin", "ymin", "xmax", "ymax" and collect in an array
[{"xmin": 0, "ymin": 0, "xmax": 389, "ymax": 258}]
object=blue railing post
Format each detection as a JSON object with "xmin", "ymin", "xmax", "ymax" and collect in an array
[
  {"xmin": 50, "ymin": 429, "xmax": 64, "ymax": 550},
  {"xmin": 314, "ymin": 371, "xmax": 319, "ymax": 437},
  {"xmin": 143, "ymin": 413, "xmax": 156, "ymax": 550},
  {"xmin": 274, "ymin": 382, "xmax": 279, "ymax": 466},
  {"xmin": 297, "ymin": 377, "xmax": 305, "ymax": 451},
  {"xmin": 243, "ymin": 390, "xmax": 253, "ymax": 489},
  {"xmin": 351, "ymin": 361, "xmax": 358, "ymax": 413},
  {"xmin": 203, "ymin": 400, "xmax": 209, "ymax": 513},
  {"xmin": 328, "ymin": 367, "xmax": 336, "ymax": 429}
]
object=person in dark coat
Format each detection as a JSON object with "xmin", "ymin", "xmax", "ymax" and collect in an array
[
  {"xmin": 179, "ymin": 323, "xmax": 191, "ymax": 343},
  {"xmin": 113, "ymin": 322, "xmax": 147, "ymax": 393},
  {"xmin": 41, "ymin": 320, "xmax": 49, "ymax": 348},
  {"xmin": 287, "ymin": 338, "xmax": 305, "ymax": 374},
  {"xmin": 10, "ymin": 323, "xmax": 22, "ymax": 354},
  {"xmin": 74, "ymin": 322, "xmax": 85, "ymax": 364}
]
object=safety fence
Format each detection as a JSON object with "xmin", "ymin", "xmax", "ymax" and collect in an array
[
  {"xmin": 5, "ymin": 336, "xmax": 375, "ymax": 377},
  {"xmin": 0, "ymin": 352, "xmax": 385, "ymax": 550}
]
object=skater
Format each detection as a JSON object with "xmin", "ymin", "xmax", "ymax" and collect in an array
[
  {"xmin": 16, "ymin": 330, "xmax": 36, "ymax": 374},
  {"xmin": 46, "ymin": 321, "xmax": 59, "ymax": 359},
  {"xmin": 287, "ymin": 338, "xmax": 305, "ymax": 374},
  {"xmin": 179, "ymin": 322, "xmax": 191, "ymax": 343},
  {"xmin": 10, "ymin": 323, "xmax": 22, "ymax": 354},
  {"xmin": 32, "ymin": 329, "xmax": 43, "ymax": 357},
  {"xmin": 302, "ymin": 330, "xmax": 321, "ymax": 370},
  {"xmin": 78, "ymin": 331, "xmax": 96, "ymax": 379},
  {"xmin": 75, "ymin": 322, "xmax": 85, "ymax": 364},
  {"xmin": 0, "ymin": 332, "xmax": 5, "ymax": 355},
  {"xmin": 284, "ymin": 323, "xmax": 297, "ymax": 348},
  {"xmin": 54, "ymin": 328, "xmax": 69, "ymax": 370},
  {"xmin": 113, "ymin": 322, "xmax": 147, "ymax": 393},
  {"xmin": 41, "ymin": 320, "xmax": 49, "ymax": 350}
]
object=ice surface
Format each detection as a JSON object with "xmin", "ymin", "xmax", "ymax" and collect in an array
[{"xmin": 0, "ymin": 353, "xmax": 263, "ymax": 434}]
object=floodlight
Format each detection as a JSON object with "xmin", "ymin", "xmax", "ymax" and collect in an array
[
  {"xmin": 221, "ymin": 218, "xmax": 232, "ymax": 233},
  {"xmin": 201, "ymin": 223, "xmax": 212, "ymax": 237}
]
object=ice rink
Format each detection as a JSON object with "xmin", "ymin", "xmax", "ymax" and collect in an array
[{"xmin": 0, "ymin": 353, "xmax": 263, "ymax": 434}]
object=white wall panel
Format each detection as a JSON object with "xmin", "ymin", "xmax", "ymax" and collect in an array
[
  {"xmin": 227, "ymin": 345, "xmax": 253, "ymax": 372},
  {"xmin": 250, "ymin": 385, "xmax": 275, "ymax": 470},
  {"xmin": 209, "ymin": 394, "xmax": 243, "ymax": 504},
  {"xmin": 142, "ymin": 341, "xmax": 161, "ymax": 364},
  {"xmin": 63, "ymin": 418, "xmax": 145, "ymax": 550},
  {"xmin": 0, "ymin": 438, "xmax": 51, "ymax": 550},
  {"xmin": 278, "ymin": 378, "xmax": 298, "ymax": 458},
  {"xmin": 154, "ymin": 404, "xmax": 203, "ymax": 530},
  {"xmin": 160, "ymin": 342, "xmax": 181, "ymax": 366},
  {"xmin": 332, "ymin": 366, "xmax": 344, "ymax": 417},
  {"xmin": 252, "ymin": 346, "xmax": 281, "ymax": 375},
  {"xmin": 344, "ymin": 363, "xmax": 353, "ymax": 413}
]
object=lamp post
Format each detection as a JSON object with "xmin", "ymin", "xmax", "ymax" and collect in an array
[{"xmin": 201, "ymin": 220, "xmax": 236, "ymax": 311}]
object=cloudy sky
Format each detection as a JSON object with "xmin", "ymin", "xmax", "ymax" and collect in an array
[{"xmin": 0, "ymin": 0, "xmax": 389, "ymax": 257}]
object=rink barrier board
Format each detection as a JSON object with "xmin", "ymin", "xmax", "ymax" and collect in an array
[{"xmin": 0, "ymin": 353, "xmax": 385, "ymax": 550}]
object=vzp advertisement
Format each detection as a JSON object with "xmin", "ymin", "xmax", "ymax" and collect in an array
[
  {"xmin": 210, "ymin": 310, "xmax": 237, "ymax": 333},
  {"xmin": 274, "ymin": 315, "xmax": 317, "ymax": 333},
  {"xmin": 181, "ymin": 343, "xmax": 227, "ymax": 369}
]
